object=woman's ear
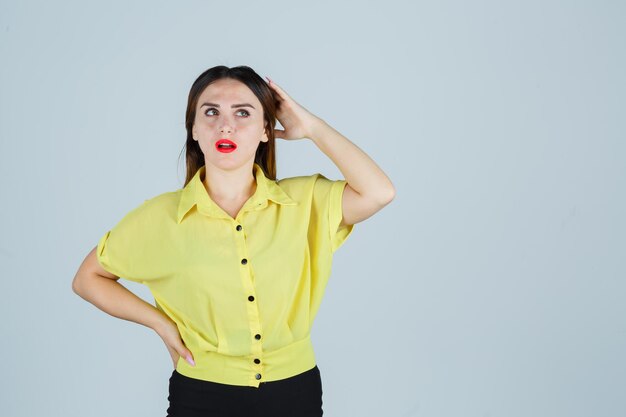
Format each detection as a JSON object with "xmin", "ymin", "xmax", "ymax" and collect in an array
[{"xmin": 261, "ymin": 121, "xmax": 270, "ymax": 142}]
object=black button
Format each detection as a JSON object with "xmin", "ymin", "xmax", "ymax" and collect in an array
[
  {"xmin": 255, "ymin": 373, "xmax": 262, "ymax": 380},
  {"xmin": 236, "ymin": 225, "xmax": 242, "ymax": 231},
  {"xmin": 248, "ymin": 295, "xmax": 255, "ymax": 302},
  {"xmin": 254, "ymin": 358, "xmax": 261, "ymax": 364},
  {"xmin": 241, "ymin": 258, "xmax": 248, "ymax": 265},
  {"xmin": 255, "ymin": 334, "xmax": 261, "ymax": 340}
]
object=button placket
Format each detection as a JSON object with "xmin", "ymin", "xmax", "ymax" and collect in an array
[{"xmin": 234, "ymin": 220, "xmax": 264, "ymax": 382}]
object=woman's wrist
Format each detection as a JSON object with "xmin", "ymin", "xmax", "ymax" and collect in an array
[
  {"xmin": 150, "ymin": 310, "xmax": 175, "ymax": 336},
  {"xmin": 307, "ymin": 117, "xmax": 328, "ymax": 141}
]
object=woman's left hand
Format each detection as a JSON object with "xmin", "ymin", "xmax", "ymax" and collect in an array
[{"xmin": 266, "ymin": 76, "xmax": 324, "ymax": 141}]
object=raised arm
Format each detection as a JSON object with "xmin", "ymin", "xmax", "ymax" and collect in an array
[
  {"xmin": 308, "ymin": 119, "xmax": 395, "ymax": 227},
  {"xmin": 266, "ymin": 76, "xmax": 396, "ymax": 227}
]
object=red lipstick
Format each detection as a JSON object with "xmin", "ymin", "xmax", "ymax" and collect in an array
[{"xmin": 215, "ymin": 139, "xmax": 237, "ymax": 153}]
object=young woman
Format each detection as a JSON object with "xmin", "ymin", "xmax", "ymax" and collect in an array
[{"xmin": 72, "ymin": 65, "xmax": 395, "ymax": 417}]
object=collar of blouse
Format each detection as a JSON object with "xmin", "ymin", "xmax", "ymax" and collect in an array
[{"xmin": 177, "ymin": 163, "xmax": 298, "ymax": 223}]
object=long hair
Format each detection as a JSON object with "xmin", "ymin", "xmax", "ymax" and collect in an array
[{"xmin": 179, "ymin": 65, "xmax": 280, "ymax": 186}]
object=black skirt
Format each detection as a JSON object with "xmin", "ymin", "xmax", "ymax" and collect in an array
[{"xmin": 166, "ymin": 365, "xmax": 323, "ymax": 417}]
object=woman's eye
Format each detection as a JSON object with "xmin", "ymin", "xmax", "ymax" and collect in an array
[{"xmin": 204, "ymin": 108, "xmax": 250, "ymax": 117}]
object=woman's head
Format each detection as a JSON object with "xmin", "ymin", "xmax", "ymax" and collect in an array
[{"xmin": 181, "ymin": 65, "xmax": 279, "ymax": 186}]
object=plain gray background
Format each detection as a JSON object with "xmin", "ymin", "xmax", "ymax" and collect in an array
[{"xmin": 1, "ymin": 0, "xmax": 624, "ymax": 416}]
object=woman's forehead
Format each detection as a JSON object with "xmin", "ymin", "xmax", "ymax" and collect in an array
[{"xmin": 199, "ymin": 79, "xmax": 259, "ymax": 104}]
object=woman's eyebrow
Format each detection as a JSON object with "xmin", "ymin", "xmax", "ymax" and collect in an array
[{"xmin": 200, "ymin": 102, "xmax": 255, "ymax": 109}]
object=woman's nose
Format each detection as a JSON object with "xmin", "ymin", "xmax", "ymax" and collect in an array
[{"xmin": 219, "ymin": 124, "xmax": 232, "ymax": 134}]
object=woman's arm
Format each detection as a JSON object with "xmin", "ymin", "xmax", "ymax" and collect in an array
[
  {"xmin": 72, "ymin": 246, "xmax": 169, "ymax": 331},
  {"xmin": 72, "ymin": 247, "xmax": 196, "ymax": 367},
  {"xmin": 308, "ymin": 119, "xmax": 396, "ymax": 226},
  {"xmin": 267, "ymin": 77, "xmax": 396, "ymax": 226}
]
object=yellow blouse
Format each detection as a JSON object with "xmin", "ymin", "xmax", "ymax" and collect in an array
[{"xmin": 96, "ymin": 163, "xmax": 354, "ymax": 387}]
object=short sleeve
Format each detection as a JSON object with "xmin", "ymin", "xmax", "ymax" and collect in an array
[
  {"xmin": 96, "ymin": 200, "xmax": 151, "ymax": 283},
  {"xmin": 311, "ymin": 174, "xmax": 355, "ymax": 253}
]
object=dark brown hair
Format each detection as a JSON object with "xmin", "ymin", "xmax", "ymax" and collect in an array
[{"xmin": 179, "ymin": 65, "xmax": 279, "ymax": 186}]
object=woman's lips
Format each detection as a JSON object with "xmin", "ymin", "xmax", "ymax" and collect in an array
[{"xmin": 215, "ymin": 139, "xmax": 237, "ymax": 153}]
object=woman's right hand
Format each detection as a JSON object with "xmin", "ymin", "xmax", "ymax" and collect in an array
[{"xmin": 154, "ymin": 317, "xmax": 195, "ymax": 369}]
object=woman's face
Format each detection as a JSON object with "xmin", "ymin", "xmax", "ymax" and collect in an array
[{"xmin": 192, "ymin": 78, "xmax": 268, "ymax": 170}]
